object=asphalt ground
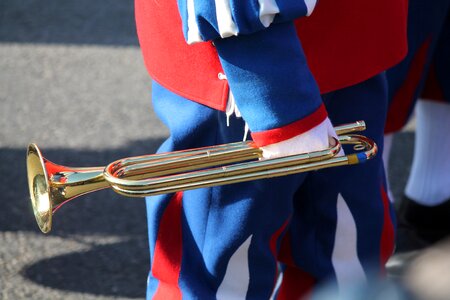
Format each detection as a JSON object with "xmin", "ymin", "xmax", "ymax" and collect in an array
[{"xmin": 0, "ymin": 1, "xmax": 415, "ymax": 299}]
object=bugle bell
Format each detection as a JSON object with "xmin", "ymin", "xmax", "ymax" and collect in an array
[{"xmin": 27, "ymin": 121, "xmax": 377, "ymax": 234}]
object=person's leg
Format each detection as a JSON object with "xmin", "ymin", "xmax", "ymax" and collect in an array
[
  {"xmin": 277, "ymin": 74, "xmax": 394, "ymax": 298},
  {"xmin": 403, "ymin": 8, "xmax": 450, "ymax": 207},
  {"xmin": 395, "ymin": 100, "xmax": 450, "ymax": 248},
  {"xmin": 145, "ymin": 82, "xmax": 306, "ymax": 299},
  {"xmin": 404, "ymin": 101, "xmax": 450, "ymax": 206},
  {"xmin": 395, "ymin": 7, "xmax": 450, "ymax": 250},
  {"xmin": 382, "ymin": 133, "xmax": 395, "ymax": 202},
  {"xmin": 383, "ymin": 0, "xmax": 450, "ymax": 203},
  {"xmin": 384, "ymin": 0, "xmax": 450, "ymax": 135}
]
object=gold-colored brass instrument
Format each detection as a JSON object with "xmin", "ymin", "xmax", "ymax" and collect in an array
[{"xmin": 27, "ymin": 121, "xmax": 377, "ymax": 234}]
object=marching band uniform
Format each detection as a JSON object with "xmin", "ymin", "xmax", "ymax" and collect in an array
[
  {"xmin": 384, "ymin": 0, "xmax": 450, "ymax": 251},
  {"xmin": 135, "ymin": 0, "xmax": 407, "ymax": 298},
  {"xmin": 385, "ymin": 0, "xmax": 450, "ymax": 134}
]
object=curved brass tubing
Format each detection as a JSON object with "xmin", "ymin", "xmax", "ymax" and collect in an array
[{"xmin": 27, "ymin": 121, "xmax": 376, "ymax": 233}]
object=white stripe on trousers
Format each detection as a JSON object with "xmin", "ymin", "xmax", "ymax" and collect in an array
[
  {"xmin": 332, "ymin": 194, "xmax": 367, "ymax": 291},
  {"xmin": 216, "ymin": 235, "xmax": 252, "ymax": 299},
  {"xmin": 304, "ymin": 0, "xmax": 317, "ymax": 16}
]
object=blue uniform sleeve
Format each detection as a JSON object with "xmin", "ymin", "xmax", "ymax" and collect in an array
[
  {"xmin": 177, "ymin": 0, "xmax": 317, "ymax": 44},
  {"xmin": 177, "ymin": 1, "xmax": 332, "ymax": 153},
  {"xmin": 214, "ymin": 21, "xmax": 327, "ymax": 147}
]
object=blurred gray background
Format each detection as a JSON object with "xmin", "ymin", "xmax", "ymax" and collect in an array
[{"xmin": 0, "ymin": 1, "xmax": 414, "ymax": 299}]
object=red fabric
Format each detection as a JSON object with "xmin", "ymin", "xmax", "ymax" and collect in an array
[
  {"xmin": 250, "ymin": 104, "xmax": 327, "ymax": 147},
  {"xmin": 278, "ymin": 231, "xmax": 296, "ymax": 266},
  {"xmin": 278, "ymin": 266, "xmax": 316, "ymax": 300},
  {"xmin": 269, "ymin": 218, "xmax": 291, "ymax": 259},
  {"xmin": 269, "ymin": 218, "xmax": 291, "ymax": 292},
  {"xmin": 135, "ymin": 0, "xmax": 407, "ymax": 111},
  {"xmin": 135, "ymin": 0, "xmax": 229, "ymax": 111},
  {"xmin": 296, "ymin": 0, "xmax": 408, "ymax": 93},
  {"xmin": 152, "ymin": 192, "xmax": 184, "ymax": 300},
  {"xmin": 385, "ymin": 38, "xmax": 432, "ymax": 134},
  {"xmin": 277, "ymin": 232, "xmax": 316, "ymax": 300},
  {"xmin": 421, "ymin": 62, "xmax": 446, "ymax": 102},
  {"xmin": 379, "ymin": 186, "xmax": 395, "ymax": 274}
]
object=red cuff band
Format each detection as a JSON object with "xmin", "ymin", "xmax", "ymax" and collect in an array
[{"xmin": 251, "ymin": 103, "xmax": 328, "ymax": 147}]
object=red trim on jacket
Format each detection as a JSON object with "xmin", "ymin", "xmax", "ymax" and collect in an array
[
  {"xmin": 296, "ymin": 0, "xmax": 408, "ymax": 93},
  {"xmin": 135, "ymin": 0, "xmax": 229, "ymax": 111},
  {"xmin": 251, "ymin": 104, "xmax": 327, "ymax": 147},
  {"xmin": 136, "ymin": 0, "xmax": 408, "ymax": 111}
]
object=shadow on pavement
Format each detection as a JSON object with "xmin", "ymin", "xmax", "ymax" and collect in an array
[
  {"xmin": 1, "ymin": 138, "xmax": 165, "ymax": 298},
  {"xmin": 0, "ymin": 0, "xmax": 138, "ymax": 46},
  {"xmin": 0, "ymin": 137, "xmax": 165, "ymax": 235},
  {"xmin": 22, "ymin": 238, "xmax": 149, "ymax": 298}
]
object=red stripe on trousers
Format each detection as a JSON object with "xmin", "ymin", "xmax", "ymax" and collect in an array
[
  {"xmin": 269, "ymin": 218, "xmax": 291, "ymax": 292},
  {"xmin": 385, "ymin": 38, "xmax": 432, "ymax": 134},
  {"xmin": 277, "ymin": 231, "xmax": 317, "ymax": 300},
  {"xmin": 152, "ymin": 192, "xmax": 184, "ymax": 300},
  {"xmin": 380, "ymin": 186, "xmax": 395, "ymax": 273}
]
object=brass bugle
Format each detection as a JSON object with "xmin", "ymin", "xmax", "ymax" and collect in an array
[{"xmin": 27, "ymin": 121, "xmax": 377, "ymax": 234}]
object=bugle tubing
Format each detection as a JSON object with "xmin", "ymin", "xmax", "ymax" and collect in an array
[{"xmin": 27, "ymin": 121, "xmax": 376, "ymax": 233}]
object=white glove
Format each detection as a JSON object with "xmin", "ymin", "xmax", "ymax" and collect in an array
[{"xmin": 260, "ymin": 117, "xmax": 343, "ymax": 159}]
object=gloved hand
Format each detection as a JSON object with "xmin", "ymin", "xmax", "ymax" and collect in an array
[{"xmin": 260, "ymin": 117, "xmax": 343, "ymax": 159}]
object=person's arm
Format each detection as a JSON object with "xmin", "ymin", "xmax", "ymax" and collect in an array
[{"xmin": 177, "ymin": 0, "xmax": 337, "ymax": 158}]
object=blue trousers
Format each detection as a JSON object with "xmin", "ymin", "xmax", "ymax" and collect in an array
[{"xmin": 145, "ymin": 74, "xmax": 395, "ymax": 299}]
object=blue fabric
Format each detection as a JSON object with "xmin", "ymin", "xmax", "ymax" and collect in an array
[
  {"xmin": 177, "ymin": 0, "xmax": 309, "ymax": 42},
  {"xmin": 176, "ymin": 0, "xmax": 322, "ymax": 135},
  {"xmin": 433, "ymin": 11, "xmax": 450, "ymax": 102},
  {"xmin": 386, "ymin": 0, "xmax": 450, "ymax": 118},
  {"xmin": 287, "ymin": 74, "xmax": 391, "ymax": 279},
  {"xmin": 146, "ymin": 76, "xmax": 391, "ymax": 299},
  {"xmin": 147, "ymin": 81, "xmax": 306, "ymax": 299},
  {"xmin": 191, "ymin": 0, "xmax": 222, "ymax": 41},
  {"xmin": 274, "ymin": 0, "xmax": 308, "ymax": 22},
  {"xmin": 215, "ymin": 22, "xmax": 323, "ymax": 132}
]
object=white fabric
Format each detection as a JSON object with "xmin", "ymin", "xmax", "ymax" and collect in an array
[
  {"xmin": 223, "ymin": 74, "xmax": 249, "ymax": 140},
  {"xmin": 186, "ymin": 0, "xmax": 316, "ymax": 44},
  {"xmin": 187, "ymin": 0, "xmax": 203, "ymax": 44},
  {"xmin": 405, "ymin": 100, "xmax": 450, "ymax": 206},
  {"xmin": 383, "ymin": 133, "xmax": 395, "ymax": 203},
  {"xmin": 225, "ymin": 86, "xmax": 242, "ymax": 125},
  {"xmin": 383, "ymin": 133, "xmax": 394, "ymax": 174},
  {"xmin": 332, "ymin": 194, "xmax": 367, "ymax": 291},
  {"xmin": 269, "ymin": 270, "xmax": 283, "ymax": 300},
  {"xmin": 216, "ymin": 235, "xmax": 252, "ymax": 300},
  {"xmin": 258, "ymin": 0, "xmax": 280, "ymax": 27},
  {"xmin": 304, "ymin": 0, "xmax": 318, "ymax": 16},
  {"xmin": 214, "ymin": 0, "xmax": 239, "ymax": 38},
  {"xmin": 261, "ymin": 117, "xmax": 341, "ymax": 159}
]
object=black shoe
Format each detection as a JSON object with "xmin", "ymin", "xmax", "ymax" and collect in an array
[
  {"xmin": 388, "ymin": 197, "xmax": 450, "ymax": 278},
  {"xmin": 395, "ymin": 196, "xmax": 450, "ymax": 253}
]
